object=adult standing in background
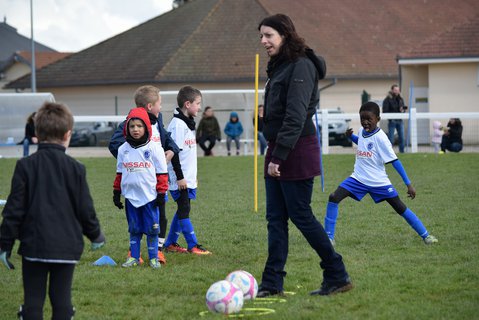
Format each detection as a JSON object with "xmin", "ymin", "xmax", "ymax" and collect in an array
[
  {"xmin": 257, "ymin": 13, "xmax": 352, "ymax": 297},
  {"xmin": 21, "ymin": 112, "xmax": 38, "ymax": 157},
  {"xmin": 382, "ymin": 84, "xmax": 406, "ymax": 153}
]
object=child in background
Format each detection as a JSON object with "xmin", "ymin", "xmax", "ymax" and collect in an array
[
  {"xmin": 324, "ymin": 102, "xmax": 438, "ymax": 246},
  {"xmin": 0, "ymin": 102, "xmax": 105, "ymax": 319},
  {"xmin": 113, "ymin": 107, "xmax": 169, "ymax": 268},
  {"xmin": 109, "ymin": 85, "xmax": 180, "ymax": 264},
  {"xmin": 163, "ymin": 86, "xmax": 212, "ymax": 255},
  {"xmin": 431, "ymin": 121, "xmax": 443, "ymax": 154},
  {"xmin": 224, "ymin": 111, "xmax": 243, "ymax": 156},
  {"xmin": 196, "ymin": 106, "xmax": 222, "ymax": 156}
]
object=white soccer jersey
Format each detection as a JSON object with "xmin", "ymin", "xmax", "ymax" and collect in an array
[
  {"xmin": 350, "ymin": 128, "xmax": 398, "ymax": 187},
  {"xmin": 167, "ymin": 116, "xmax": 197, "ymax": 190},
  {"xmin": 150, "ymin": 123, "xmax": 163, "ymax": 148},
  {"xmin": 117, "ymin": 141, "xmax": 168, "ymax": 208}
]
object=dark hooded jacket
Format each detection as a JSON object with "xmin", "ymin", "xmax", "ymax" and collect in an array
[
  {"xmin": 445, "ymin": 118, "xmax": 463, "ymax": 144},
  {"xmin": 263, "ymin": 48, "xmax": 325, "ymax": 163},
  {"xmin": 263, "ymin": 49, "xmax": 325, "ymax": 161}
]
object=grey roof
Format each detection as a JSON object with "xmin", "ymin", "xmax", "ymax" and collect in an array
[{"xmin": 0, "ymin": 20, "xmax": 55, "ymax": 69}]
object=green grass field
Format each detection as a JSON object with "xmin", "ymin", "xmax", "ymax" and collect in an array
[{"xmin": 0, "ymin": 153, "xmax": 478, "ymax": 319}]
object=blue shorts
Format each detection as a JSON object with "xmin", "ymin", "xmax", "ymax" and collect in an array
[
  {"xmin": 340, "ymin": 177, "xmax": 398, "ymax": 203},
  {"xmin": 169, "ymin": 188, "xmax": 197, "ymax": 201},
  {"xmin": 125, "ymin": 199, "xmax": 159, "ymax": 235}
]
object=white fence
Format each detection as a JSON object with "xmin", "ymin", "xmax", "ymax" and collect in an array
[
  {"xmin": 3, "ymin": 91, "xmax": 477, "ymax": 155},
  {"xmin": 73, "ymin": 109, "xmax": 479, "ymax": 155},
  {"xmin": 317, "ymin": 110, "xmax": 479, "ymax": 154}
]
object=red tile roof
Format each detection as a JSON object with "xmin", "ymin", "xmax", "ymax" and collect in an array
[
  {"xmin": 16, "ymin": 51, "xmax": 72, "ymax": 69},
  {"xmin": 398, "ymin": 14, "xmax": 479, "ymax": 59},
  {"xmin": 6, "ymin": 0, "xmax": 479, "ymax": 89}
]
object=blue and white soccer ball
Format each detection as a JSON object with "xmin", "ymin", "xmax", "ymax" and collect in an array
[
  {"xmin": 206, "ymin": 280, "xmax": 244, "ymax": 314},
  {"xmin": 225, "ymin": 270, "xmax": 258, "ymax": 300}
]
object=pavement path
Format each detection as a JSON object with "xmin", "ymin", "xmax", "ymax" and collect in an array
[{"xmin": 1, "ymin": 143, "xmax": 477, "ymax": 159}]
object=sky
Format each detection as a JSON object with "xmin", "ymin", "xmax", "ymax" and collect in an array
[{"xmin": 1, "ymin": 0, "xmax": 174, "ymax": 52}]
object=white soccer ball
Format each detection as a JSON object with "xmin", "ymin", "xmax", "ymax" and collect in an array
[
  {"xmin": 206, "ymin": 280, "xmax": 244, "ymax": 314},
  {"xmin": 225, "ymin": 270, "xmax": 258, "ymax": 300}
]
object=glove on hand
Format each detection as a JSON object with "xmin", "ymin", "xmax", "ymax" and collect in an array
[
  {"xmin": 113, "ymin": 190, "xmax": 123, "ymax": 209},
  {"xmin": 155, "ymin": 193, "xmax": 165, "ymax": 207},
  {"xmin": 0, "ymin": 250, "xmax": 14, "ymax": 270},
  {"xmin": 91, "ymin": 232, "xmax": 106, "ymax": 251}
]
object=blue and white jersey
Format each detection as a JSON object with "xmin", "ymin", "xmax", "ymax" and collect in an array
[
  {"xmin": 167, "ymin": 117, "xmax": 197, "ymax": 190},
  {"xmin": 350, "ymin": 128, "xmax": 397, "ymax": 187},
  {"xmin": 117, "ymin": 141, "xmax": 167, "ymax": 208}
]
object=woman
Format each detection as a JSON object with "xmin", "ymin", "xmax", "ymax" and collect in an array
[
  {"xmin": 440, "ymin": 118, "xmax": 463, "ymax": 153},
  {"xmin": 21, "ymin": 112, "xmax": 38, "ymax": 157},
  {"xmin": 257, "ymin": 14, "xmax": 352, "ymax": 297}
]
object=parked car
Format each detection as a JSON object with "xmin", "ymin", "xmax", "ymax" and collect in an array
[
  {"xmin": 314, "ymin": 108, "xmax": 352, "ymax": 146},
  {"xmin": 70, "ymin": 122, "xmax": 116, "ymax": 147}
]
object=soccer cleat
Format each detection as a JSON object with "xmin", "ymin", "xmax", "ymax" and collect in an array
[
  {"xmin": 122, "ymin": 257, "xmax": 139, "ymax": 268},
  {"xmin": 149, "ymin": 258, "xmax": 161, "ymax": 269},
  {"xmin": 127, "ymin": 250, "xmax": 144, "ymax": 264},
  {"xmin": 189, "ymin": 244, "xmax": 212, "ymax": 255},
  {"xmin": 165, "ymin": 243, "xmax": 188, "ymax": 253},
  {"xmin": 158, "ymin": 250, "xmax": 166, "ymax": 264},
  {"xmin": 310, "ymin": 278, "xmax": 353, "ymax": 296},
  {"xmin": 423, "ymin": 235, "xmax": 438, "ymax": 245}
]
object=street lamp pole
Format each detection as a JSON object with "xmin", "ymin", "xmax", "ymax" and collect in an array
[{"xmin": 30, "ymin": 0, "xmax": 36, "ymax": 92}]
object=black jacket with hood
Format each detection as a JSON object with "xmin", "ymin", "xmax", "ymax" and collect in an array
[{"xmin": 262, "ymin": 48, "xmax": 326, "ymax": 161}]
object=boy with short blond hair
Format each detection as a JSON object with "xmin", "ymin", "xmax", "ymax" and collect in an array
[{"xmin": 134, "ymin": 85, "xmax": 160, "ymax": 107}]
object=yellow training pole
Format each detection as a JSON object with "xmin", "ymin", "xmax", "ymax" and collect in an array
[{"xmin": 254, "ymin": 54, "xmax": 259, "ymax": 212}]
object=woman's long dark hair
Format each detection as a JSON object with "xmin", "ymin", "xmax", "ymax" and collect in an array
[{"xmin": 258, "ymin": 14, "xmax": 307, "ymax": 61}]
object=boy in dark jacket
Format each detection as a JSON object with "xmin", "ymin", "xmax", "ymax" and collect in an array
[{"xmin": 0, "ymin": 102, "xmax": 105, "ymax": 319}]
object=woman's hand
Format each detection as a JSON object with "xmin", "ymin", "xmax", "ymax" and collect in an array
[{"xmin": 268, "ymin": 162, "xmax": 281, "ymax": 177}]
